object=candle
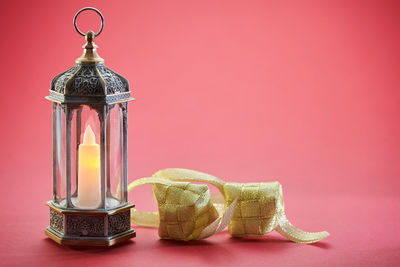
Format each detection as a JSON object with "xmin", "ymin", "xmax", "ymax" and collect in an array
[{"xmin": 76, "ymin": 125, "xmax": 101, "ymax": 209}]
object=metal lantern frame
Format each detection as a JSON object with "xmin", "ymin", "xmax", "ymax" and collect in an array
[{"xmin": 45, "ymin": 8, "xmax": 135, "ymax": 246}]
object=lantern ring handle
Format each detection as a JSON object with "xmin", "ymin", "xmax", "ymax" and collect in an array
[{"xmin": 73, "ymin": 7, "xmax": 104, "ymax": 37}]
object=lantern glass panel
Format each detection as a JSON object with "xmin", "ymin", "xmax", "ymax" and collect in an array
[
  {"xmin": 70, "ymin": 108, "xmax": 78, "ymax": 200},
  {"xmin": 54, "ymin": 103, "xmax": 66, "ymax": 206},
  {"xmin": 107, "ymin": 104, "xmax": 124, "ymax": 207}
]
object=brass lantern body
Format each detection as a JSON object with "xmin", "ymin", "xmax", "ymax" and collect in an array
[{"xmin": 45, "ymin": 28, "xmax": 135, "ymax": 246}]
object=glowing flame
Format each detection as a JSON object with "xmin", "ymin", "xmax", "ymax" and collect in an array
[{"xmin": 83, "ymin": 125, "xmax": 96, "ymax": 145}]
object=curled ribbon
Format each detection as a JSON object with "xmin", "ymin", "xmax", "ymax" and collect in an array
[{"xmin": 128, "ymin": 168, "xmax": 329, "ymax": 243}]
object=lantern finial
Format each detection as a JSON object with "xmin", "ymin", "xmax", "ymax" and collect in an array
[{"xmin": 76, "ymin": 30, "xmax": 104, "ymax": 64}]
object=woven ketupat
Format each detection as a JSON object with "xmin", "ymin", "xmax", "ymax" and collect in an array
[
  {"xmin": 153, "ymin": 181, "xmax": 219, "ymax": 241},
  {"xmin": 223, "ymin": 182, "xmax": 283, "ymax": 237},
  {"xmin": 128, "ymin": 168, "xmax": 329, "ymax": 243}
]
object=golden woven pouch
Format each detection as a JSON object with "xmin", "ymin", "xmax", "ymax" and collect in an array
[
  {"xmin": 128, "ymin": 168, "xmax": 329, "ymax": 243},
  {"xmin": 155, "ymin": 181, "xmax": 220, "ymax": 240},
  {"xmin": 223, "ymin": 182, "xmax": 282, "ymax": 237},
  {"xmin": 127, "ymin": 177, "xmax": 236, "ymax": 241}
]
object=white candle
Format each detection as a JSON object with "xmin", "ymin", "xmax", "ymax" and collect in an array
[{"xmin": 76, "ymin": 125, "xmax": 101, "ymax": 209}]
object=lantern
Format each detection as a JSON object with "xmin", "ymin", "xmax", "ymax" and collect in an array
[{"xmin": 45, "ymin": 7, "xmax": 135, "ymax": 246}]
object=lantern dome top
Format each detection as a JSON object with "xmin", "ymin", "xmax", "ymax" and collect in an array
[{"xmin": 46, "ymin": 31, "xmax": 133, "ymax": 104}]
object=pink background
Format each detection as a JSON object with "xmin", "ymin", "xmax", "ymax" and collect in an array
[{"xmin": 0, "ymin": 0, "xmax": 399, "ymax": 266}]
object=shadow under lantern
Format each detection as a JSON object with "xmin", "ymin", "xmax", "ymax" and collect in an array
[{"xmin": 45, "ymin": 9, "xmax": 135, "ymax": 246}]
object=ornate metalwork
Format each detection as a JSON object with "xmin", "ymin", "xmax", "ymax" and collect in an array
[
  {"xmin": 53, "ymin": 65, "xmax": 80, "ymax": 93},
  {"xmin": 47, "ymin": 28, "xmax": 133, "ymax": 104},
  {"xmin": 50, "ymin": 209, "xmax": 64, "ymax": 233},
  {"xmin": 50, "ymin": 64, "xmax": 130, "ymax": 98},
  {"xmin": 97, "ymin": 65, "xmax": 126, "ymax": 94},
  {"xmin": 66, "ymin": 215, "xmax": 104, "ymax": 237},
  {"xmin": 108, "ymin": 211, "xmax": 130, "ymax": 235},
  {"xmin": 48, "ymin": 90, "xmax": 132, "ymax": 104},
  {"xmin": 70, "ymin": 65, "xmax": 103, "ymax": 95},
  {"xmin": 46, "ymin": 203, "xmax": 136, "ymax": 246}
]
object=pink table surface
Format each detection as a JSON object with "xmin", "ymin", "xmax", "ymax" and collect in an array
[
  {"xmin": 1, "ymin": 0, "xmax": 400, "ymax": 266},
  {"xmin": 1, "ymin": 191, "xmax": 399, "ymax": 266}
]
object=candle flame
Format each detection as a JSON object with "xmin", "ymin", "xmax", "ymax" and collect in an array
[{"xmin": 83, "ymin": 125, "xmax": 96, "ymax": 145}]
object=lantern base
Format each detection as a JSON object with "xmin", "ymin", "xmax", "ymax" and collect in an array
[
  {"xmin": 45, "ymin": 227, "xmax": 135, "ymax": 247},
  {"xmin": 45, "ymin": 201, "xmax": 136, "ymax": 247}
]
